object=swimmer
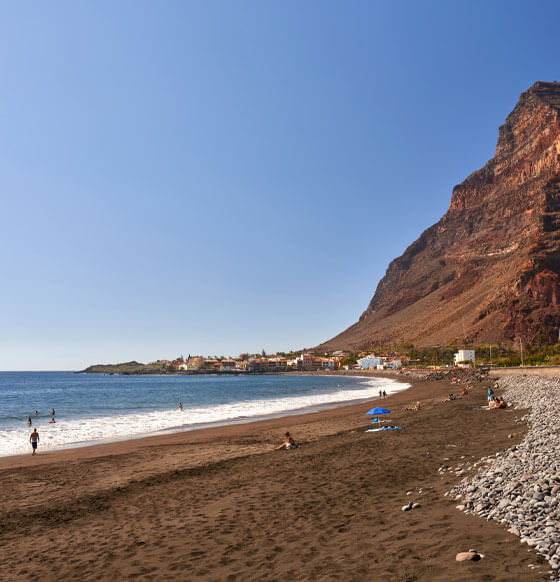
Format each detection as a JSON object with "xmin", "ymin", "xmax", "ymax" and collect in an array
[{"xmin": 49, "ymin": 417, "xmax": 56, "ymax": 424}]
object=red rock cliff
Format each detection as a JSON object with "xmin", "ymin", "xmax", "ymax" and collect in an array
[{"xmin": 320, "ymin": 82, "xmax": 560, "ymax": 350}]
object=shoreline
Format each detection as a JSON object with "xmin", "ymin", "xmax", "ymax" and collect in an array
[
  {"xmin": 0, "ymin": 372, "xmax": 409, "ymax": 460},
  {"xmin": 0, "ymin": 373, "xmax": 411, "ymax": 468},
  {"xmin": 0, "ymin": 373, "xmax": 551, "ymax": 580}
]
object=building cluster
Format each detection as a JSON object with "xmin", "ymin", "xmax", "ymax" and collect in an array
[
  {"xmin": 149, "ymin": 352, "xmax": 347, "ymax": 373},
  {"xmin": 149, "ymin": 348, "xmax": 477, "ymax": 374}
]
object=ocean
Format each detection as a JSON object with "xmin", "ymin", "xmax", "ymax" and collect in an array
[{"xmin": 0, "ymin": 371, "xmax": 409, "ymax": 457}]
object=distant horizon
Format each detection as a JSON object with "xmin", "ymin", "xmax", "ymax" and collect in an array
[{"xmin": 2, "ymin": 2, "xmax": 560, "ymax": 369}]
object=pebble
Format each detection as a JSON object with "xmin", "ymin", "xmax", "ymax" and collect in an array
[
  {"xmin": 402, "ymin": 500, "xmax": 421, "ymax": 511},
  {"xmin": 456, "ymin": 551, "xmax": 482, "ymax": 561},
  {"xmin": 449, "ymin": 376, "xmax": 560, "ymax": 579}
]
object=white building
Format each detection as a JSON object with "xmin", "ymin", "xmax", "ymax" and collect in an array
[
  {"xmin": 454, "ymin": 349, "xmax": 476, "ymax": 366},
  {"xmin": 359, "ymin": 356, "xmax": 382, "ymax": 369},
  {"xmin": 384, "ymin": 359, "xmax": 402, "ymax": 369},
  {"xmin": 321, "ymin": 359, "xmax": 335, "ymax": 370}
]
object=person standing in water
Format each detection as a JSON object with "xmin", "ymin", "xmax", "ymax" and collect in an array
[
  {"xmin": 30, "ymin": 428, "xmax": 39, "ymax": 455},
  {"xmin": 51, "ymin": 408, "xmax": 55, "ymax": 418},
  {"xmin": 179, "ymin": 402, "xmax": 183, "ymax": 411}
]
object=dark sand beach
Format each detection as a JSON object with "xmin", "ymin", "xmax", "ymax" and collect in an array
[{"xmin": 0, "ymin": 376, "xmax": 549, "ymax": 581}]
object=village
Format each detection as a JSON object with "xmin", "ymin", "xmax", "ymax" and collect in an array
[{"xmin": 148, "ymin": 349, "xmax": 476, "ymax": 374}]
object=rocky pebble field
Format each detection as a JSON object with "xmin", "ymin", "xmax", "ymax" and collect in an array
[
  {"xmin": 399, "ymin": 366, "xmax": 491, "ymax": 383},
  {"xmin": 449, "ymin": 375, "xmax": 560, "ymax": 579}
]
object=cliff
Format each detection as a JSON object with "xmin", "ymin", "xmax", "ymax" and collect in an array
[{"xmin": 320, "ymin": 82, "xmax": 560, "ymax": 351}]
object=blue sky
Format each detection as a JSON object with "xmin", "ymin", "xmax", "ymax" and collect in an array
[{"xmin": 1, "ymin": 1, "xmax": 559, "ymax": 370}]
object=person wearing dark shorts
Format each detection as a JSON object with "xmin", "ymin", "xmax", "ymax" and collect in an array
[{"xmin": 30, "ymin": 428, "xmax": 39, "ymax": 455}]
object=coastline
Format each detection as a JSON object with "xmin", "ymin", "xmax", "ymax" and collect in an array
[
  {"xmin": 0, "ymin": 374, "xmax": 550, "ymax": 580},
  {"xmin": 0, "ymin": 372, "xmax": 409, "ymax": 459},
  {"xmin": 0, "ymin": 373, "xmax": 411, "ymax": 468}
]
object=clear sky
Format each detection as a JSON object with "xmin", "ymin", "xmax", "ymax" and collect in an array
[{"xmin": 1, "ymin": 1, "xmax": 559, "ymax": 370}]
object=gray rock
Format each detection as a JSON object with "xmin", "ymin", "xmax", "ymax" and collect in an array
[{"xmin": 447, "ymin": 376, "xmax": 560, "ymax": 578}]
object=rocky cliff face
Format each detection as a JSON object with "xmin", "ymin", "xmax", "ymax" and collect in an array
[{"xmin": 321, "ymin": 82, "xmax": 560, "ymax": 351}]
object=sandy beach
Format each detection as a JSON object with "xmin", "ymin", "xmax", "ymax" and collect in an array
[{"xmin": 0, "ymin": 375, "xmax": 550, "ymax": 581}]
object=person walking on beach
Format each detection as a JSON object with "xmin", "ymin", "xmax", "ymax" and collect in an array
[
  {"xmin": 30, "ymin": 428, "xmax": 39, "ymax": 455},
  {"xmin": 383, "ymin": 390, "xmax": 387, "ymax": 399},
  {"xmin": 487, "ymin": 387, "xmax": 494, "ymax": 402}
]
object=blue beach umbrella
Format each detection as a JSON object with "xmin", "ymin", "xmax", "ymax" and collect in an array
[{"xmin": 366, "ymin": 407, "xmax": 391, "ymax": 415}]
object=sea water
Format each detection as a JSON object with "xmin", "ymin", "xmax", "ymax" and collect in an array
[{"xmin": 0, "ymin": 372, "xmax": 409, "ymax": 457}]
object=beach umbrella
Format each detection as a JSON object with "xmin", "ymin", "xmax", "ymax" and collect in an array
[{"xmin": 366, "ymin": 407, "xmax": 391, "ymax": 415}]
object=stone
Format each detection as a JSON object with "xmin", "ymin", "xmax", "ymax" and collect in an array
[
  {"xmin": 447, "ymin": 376, "xmax": 560, "ymax": 574},
  {"xmin": 456, "ymin": 551, "xmax": 481, "ymax": 562}
]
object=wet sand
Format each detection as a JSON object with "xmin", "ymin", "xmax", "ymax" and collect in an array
[{"xmin": 0, "ymin": 377, "xmax": 550, "ymax": 581}]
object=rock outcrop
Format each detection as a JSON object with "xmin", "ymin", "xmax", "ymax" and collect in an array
[{"xmin": 321, "ymin": 82, "xmax": 560, "ymax": 351}]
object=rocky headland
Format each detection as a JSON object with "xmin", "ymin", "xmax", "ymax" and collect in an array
[
  {"xmin": 78, "ymin": 361, "xmax": 164, "ymax": 374},
  {"xmin": 321, "ymin": 81, "xmax": 560, "ymax": 351}
]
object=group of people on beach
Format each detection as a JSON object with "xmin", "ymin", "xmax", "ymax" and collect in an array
[
  {"xmin": 487, "ymin": 384, "xmax": 507, "ymax": 408},
  {"xmin": 276, "ymin": 386, "xmax": 394, "ymax": 450},
  {"xmin": 28, "ymin": 408, "xmax": 56, "ymax": 454},
  {"xmin": 441, "ymin": 382, "xmax": 475, "ymax": 403},
  {"xmin": 489, "ymin": 396, "xmax": 507, "ymax": 409}
]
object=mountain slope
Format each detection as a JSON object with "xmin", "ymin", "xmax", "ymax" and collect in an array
[{"xmin": 320, "ymin": 82, "xmax": 560, "ymax": 351}]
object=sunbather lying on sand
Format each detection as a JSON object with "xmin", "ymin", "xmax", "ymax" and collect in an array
[{"xmin": 442, "ymin": 393, "xmax": 461, "ymax": 403}]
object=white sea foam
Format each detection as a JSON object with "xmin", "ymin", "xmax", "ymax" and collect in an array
[{"xmin": 0, "ymin": 376, "xmax": 408, "ymax": 456}]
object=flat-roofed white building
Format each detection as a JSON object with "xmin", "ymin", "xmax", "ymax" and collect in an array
[
  {"xmin": 454, "ymin": 349, "xmax": 475, "ymax": 365},
  {"xmin": 359, "ymin": 356, "xmax": 382, "ymax": 369},
  {"xmin": 384, "ymin": 359, "xmax": 402, "ymax": 369}
]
